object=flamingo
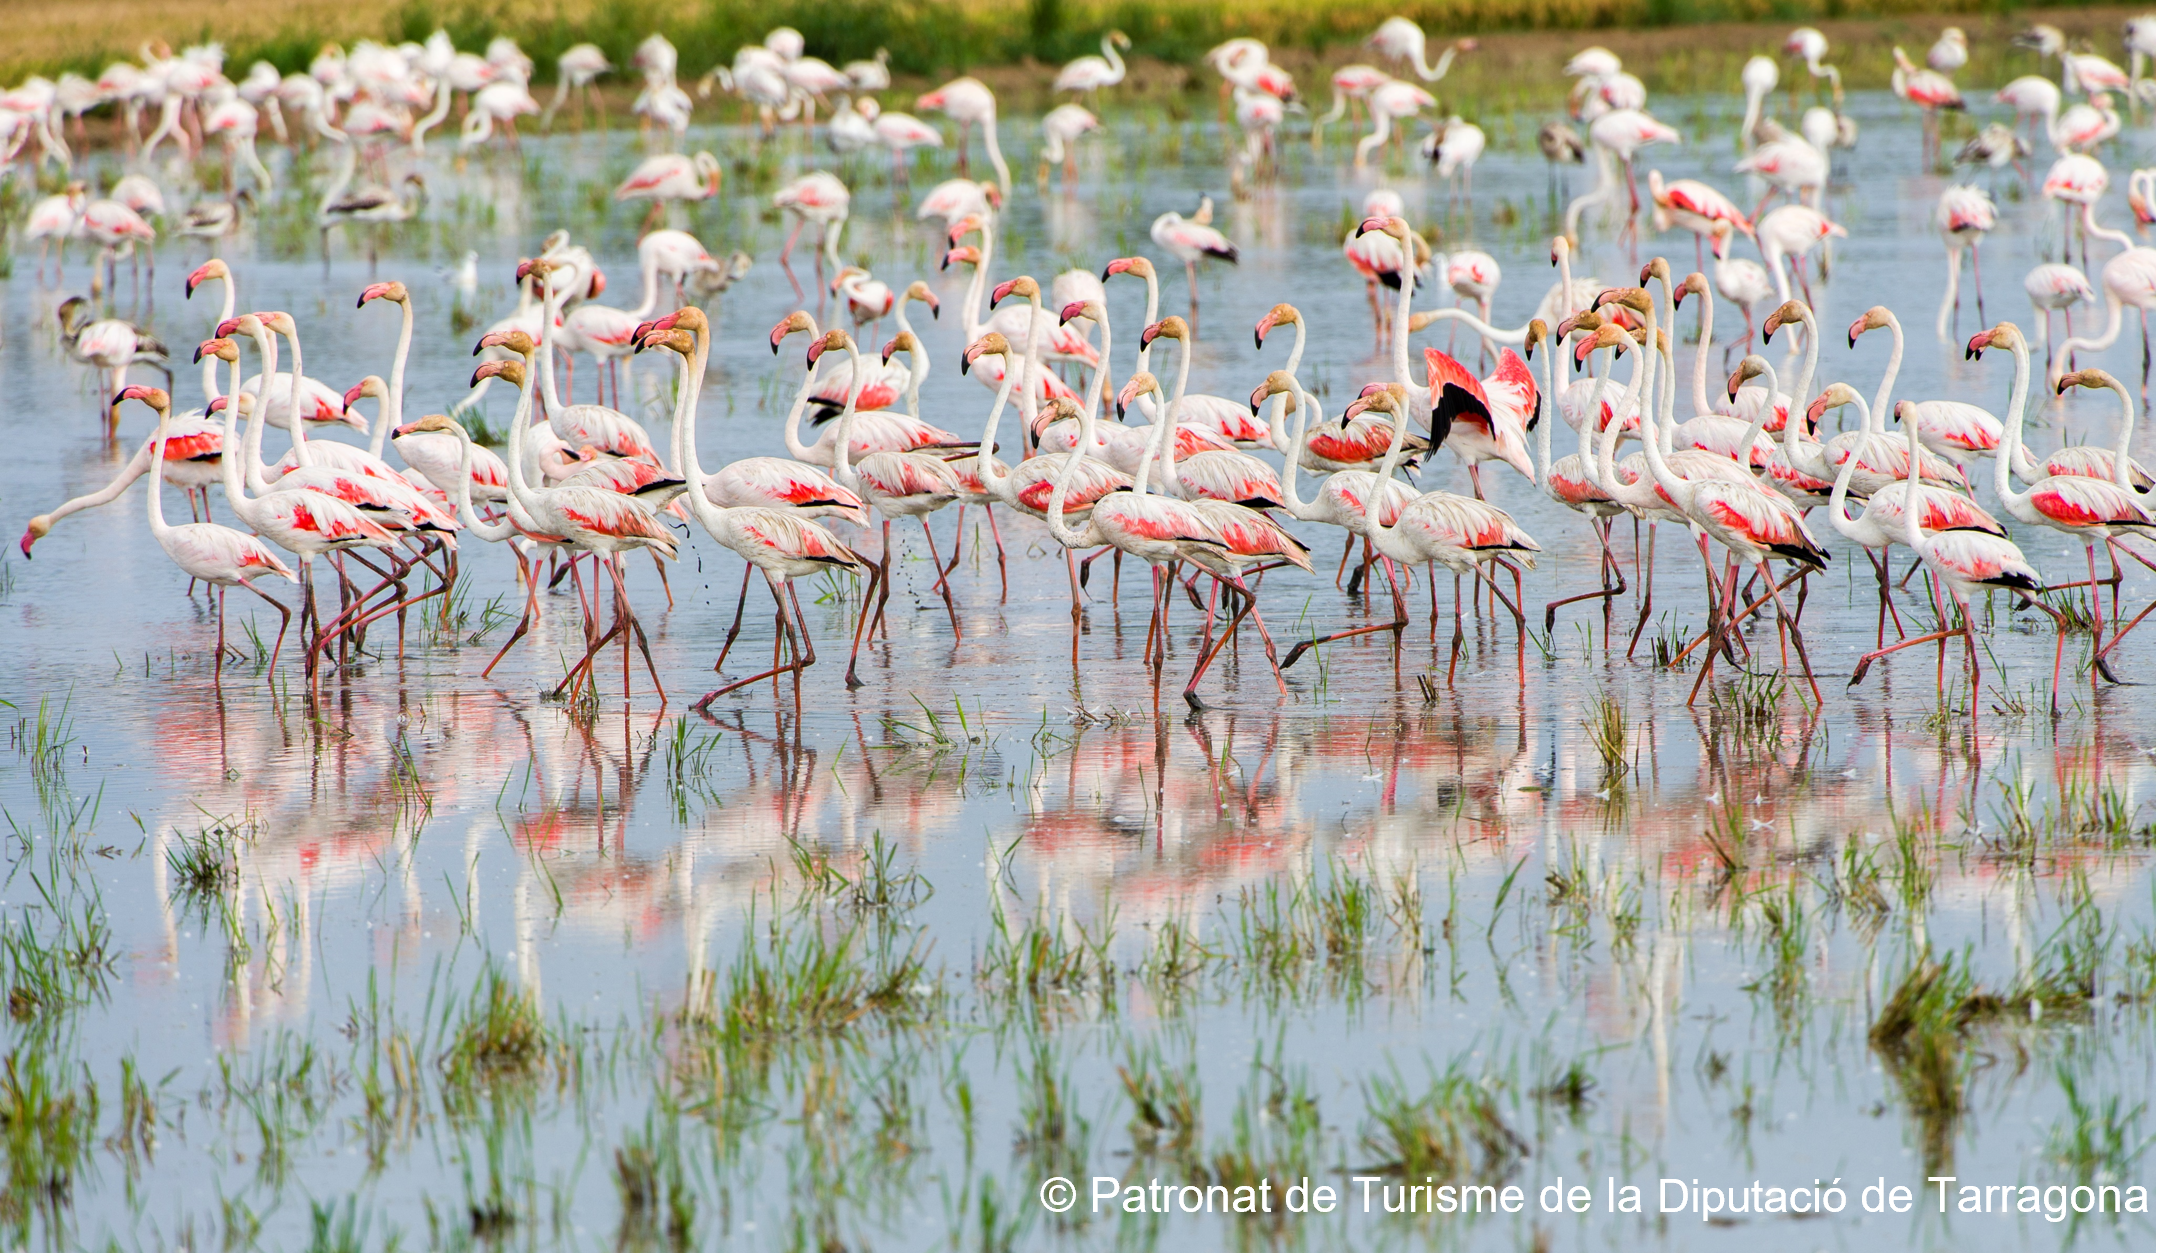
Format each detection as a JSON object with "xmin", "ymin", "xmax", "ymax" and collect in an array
[
  {"xmin": 1522, "ymin": 318, "xmax": 1629, "ymax": 634},
  {"xmin": 544, "ymin": 43, "xmax": 611, "ymax": 131},
  {"xmin": 1740, "ymin": 55, "xmax": 1779, "ymax": 149},
  {"xmin": 119, "ymin": 386, "xmax": 297, "ymax": 678},
  {"xmin": 771, "ymin": 170, "xmax": 850, "ymax": 300},
  {"xmin": 1928, "ymin": 27, "xmax": 1970, "ymax": 73},
  {"xmin": 1042, "ymin": 348, "xmax": 1265, "ymax": 712},
  {"xmin": 1318, "ymin": 64, "xmax": 1393, "ymax": 142},
  {"xmin": 1344, "ymin": 189, "xmax": 1412, "ymax": 332},
  {"xmin": 614, "ymin": 151, "xmax": 721, "ymax": 230},
  {"xmin": 2042, "ymin": 152, "xmax": 2110, "ymax": 267},
  {"xmin": 915, "ymin": 77, "xmax": 1011, "ymax": 196},
  {"xmin": 806, "ymin": 329, "xmax": 964, "ymax": 648},
  {"xmin": 1955, "ymin": 122, "xmax": 2031, "ymax": 184},
  {"xmin": 57, "ymin": 296, "xmax": 166, "ymax": 430},
  {"xmin": 871, "ymin": 105, "xmax": 943, "ymax": 179},
  {"xmin": 1053, "ymin": 32, "xmax": 1130, "ymax": 97},
  {"xmin": 1973, "ymin": 323, "xmax": 2154, "ymax": 688},
  {"xmin": 636, "ymin": 319, "xmax": 863, "ymax": 707},
  {"xmin": 1891, "ymin": 45, "xmax": 1964, "ymax": 167},
  {"xmin": 845, "ymin": 49, "xmax": 891, "ymax": 92},
  {"xmin": 1355, "ymin": 80, "xmax": 1436, "ymax": 168},
  {"xmin": 1783, "ymin": 26, "xmax": 1843, "ymax": 105},
  {"xmin": 1363, "ymin": 215, "xmax": 1533, "ymax": 498},
  {"xmin": 1996, "ymin": 75, "xmax": 2063, "ymax": 151},
  {"xmin": 1756, "ymin": 203, "xmax": 1843, "ymax": 310},
  {"xmin": 1846, "ymin": 306, "xmax": 2003, "ymax": 461},
  {"xmin": 1811, "ymin": 380, "xmax": 2006, "ymax": 649},
  {"xmin": 1419, "ymin": 115, "xmax": 1485, "ymax": 207},
  {"xmin": 2023, "ymin": 262, "xmax": 2096, "ymax": 369},
  {"xmin": 18, "ymin": 409, "xmax": 227, "ymax": 555},
  {"xmin": 1040, "ymin": 104, "xmax": 1100, "ymax": 182},
  {"xmin": 1647, "ymin": 169, "xmax": 1752, "ymax": 270},
  {"xmin": 770, "ymin": 312, "xmax": 972, "ymax": 466},
  {"xmin": 2055, "ymin": 366, "xmax": 2157, "ymax": 668},
  {"xmin": 1099, "ymin": 255, "xmax": 1267, "ymax": 445},
  {"xmin": 2051, "ymin": 208, "xmax": 2157, "ymax": 393},
  {"xmin": 1368, "ymin": 17, "xmax": 1460, "ymax": 80},
  {"xmin": 1848, "ymin": 400, "xmax": 2046, "ymax": 719},
  {"xmin": 22, "ymin": 181, "xmax": 84, "ymax": 282},
  {"xmin": 1607, "ymin": 295, "xmax": 1828, "ymax": 703},
  {"xmin": 1282, "ymin": 382, "xmax": 1540, "ymax": 688},
  {"xmin": 1935, "ymin": 184, "xmax": 1998, "ymax": 339},
  {"xmin": 473, "ymin": 332, "xmax": 678, "ymax": 702},
  {"xmin": 524, "ymin": 260, "xmax": 659, "ymax": 463},
  {"xmin": 915, "ymin": 179, "xmax": 1001, "ymax": 230},
  {"xmin": 1149, "ymin": 200, "xmax": 1239, "ymax": 311},
  {"xmin": 207, "ymin": 317, "xmax": 401, "ymax": 683},
  {"xmin": 1735, "ymin": 133, "xmax": 1828, "ymax": 213}
]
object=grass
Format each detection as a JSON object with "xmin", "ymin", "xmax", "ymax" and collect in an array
[{"xmin": 1358, "ymin": 1063, "xmax": 1528, "ymax": 1183}]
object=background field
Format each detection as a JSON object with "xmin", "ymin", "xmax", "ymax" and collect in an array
[{"xmin": 3, "ymin": 0, "xmax": 2143, "ymax": 107}]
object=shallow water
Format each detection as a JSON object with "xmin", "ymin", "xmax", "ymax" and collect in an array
[{"xmin": 0, "ymin": 92, "xmax": 2155, "ymax": 1249}]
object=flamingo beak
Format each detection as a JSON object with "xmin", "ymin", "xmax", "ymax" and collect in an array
[{"xmin": 343, "ymin": 382, "xmax": 366, "ymax": 407}]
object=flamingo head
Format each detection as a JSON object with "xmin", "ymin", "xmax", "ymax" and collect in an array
[
  {"xmin": 213, "ymin": 315, "xmax": 249, "ymax": 339},
  {"xmin": 1103, "ymin": 256, "xmax": 1152, "ymax": 282},
  {"xmin": 829, "ymin": 265, "xmax": 869, "ymax": 295},
  {"xmin": 903, "ymin": 280, "xmax": 940, "ymax": 317},
  {"xmin": 1056, "ymin": 300, "xmax": 1095, "ymax": 325},
  {"xmin": 913, "ymin": 88, "xmax": 947, "ymax": 110},
  {"xmin": 395, "ymin": 413, "xmax": 463, "ymax": 439},
  {"xmin": 991, "ymin": 275, "xmax": 1038, "ymax": 310},
  {"xmin": 1672, "ymin": 271, "xmax": 1709, "ymax": 307},
  {"xmin": 768, "ymin": 311, "xmax": 819, "ymax": 354},
  {"xmin": 961, "ymin": 331, "xmax": 1009, "ymax": 374},
  {"xmin": 475, "ymin": 329, "xmax": 536, "ymax": 357},
  {"xmin": 640, "ymin": 328, "xmax": 696, "ymax": 357},
  {"xmin": 1141, "ymin": 315, "xmax": 1188, "ymax": 349},
  {"xmin": 633, "ymin": 306, "xmax": 708, "ymax": 345},
  {"xmin": 1406, "ymin": 312, "xmax": 1438, "ymax": 335},
  {"xmin": 978, "ymin": 181, "xmax": 1002, "ymax": 207},
  {"xmin": 880, "ymin": 330, "xmax": 917, "ymax": 364},
  {"xmin": 194, "ymin": 337, "xmax": 238, "ymax": 364},
  {"xmin": 1557, "ymin": 309, "xmax": 1603, "ymax": 343},
  {"xmin": 1548, "ymin": 235, "xmax": 1571, "ymax": 266},
  {"xmin": 1031, "ymin": 397, "xmax": 1085, "ymax": 441},
  {"xmin": 1340, "ymin": 386, "xmax": 1404, "ymax": 425},
  {"xmin": 1355, "ymin": 214, "xmax": 1407, "ymax": 240},
  {"xmin": 184, "ymin": 258, "xmax": 228, "ymax": 298},
  {"xmin": 357, "ymin": 280, "xmax": 409, "ymax": 307},
  {"xmin": 113, "ymin": 384, "xmax": 169, "ymax": 412},
  {"xmin": 19, "ymin": 515, "xmax": 55, "ymax": 557},
  {"xmin": 1642, "ymin": 256, "xmax": 1673, "ymax": 288},
  {"xmin": 806, "ymin": 329, "xmax": 852, "ymax": 367},
  {"xmin": 1760, "ymin": 299, "xmax": 1810, "ymax": 343},
  {"xmin": 1725, "ymin": 355, "xmax": 1768, "ymax": 398},
  {"xmin": 1248, "ymin": 370, "xmax": 1297, "ymax": 413},
  {"xmin": 2055, "ymin": 366, "xmax": 2119, "ymax": 395},
  {"xmin": 471, "ymin": 359, "xmax": 525, "ymax": 388},
  {"xmin": 1964, "ymin": 321, "xmax": 2024, "ymax": 359},
  {"xmin": 1254, "ymin": 303, "xmax": 1300, "ymax": 347},
  {"xmin": 256, "ymin": 310, "xmax": 298, "ymax": 337},
  {"xmin": 1806, "ymin": 382, "xmax": 1857, "ymax": 427},
  {"xmin": 344, "ymin": 376, "xmax": 388, "ymax": 407},
  {"xmin": 1523, "ymin": 319, "xmax": 1552, "ymax": 359},
  {"xmin": 1593, "ymin": 285, "xmax": 1653, "ymax": 318},
  {"xmin": 941, "ymin": 245, "xmax": 980, "ymax": 272},
  {"xmin": 1116, "ymin": 371, "xmax": 1162, "ymax": 412},
  {"xmin": 946, "ymin": 214, "xmax": 985, "ymax": 244}
]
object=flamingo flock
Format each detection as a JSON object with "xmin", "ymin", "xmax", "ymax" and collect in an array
[{"xmin": 8, "ymin": 15, "xmax": 2155, "ymax": 724}]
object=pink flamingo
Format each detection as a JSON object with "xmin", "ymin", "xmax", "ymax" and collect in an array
[{"xmin": 119, "ymin": 385, "xmax": 297, "ymax": 679}]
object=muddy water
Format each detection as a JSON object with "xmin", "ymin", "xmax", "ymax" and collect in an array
[{"xmin": 0, "ymin": 93, "xmax": 2153, "ymax": 1249}]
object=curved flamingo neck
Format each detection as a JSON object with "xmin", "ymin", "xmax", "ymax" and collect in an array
[
  {"xmin": 537, "ymin": 275, "xmax": 571, "ymax": 420},
  {"xmin": 1046, "ymin": 369, "xmax": 1101, "ymax": 547},
  {"xmin": 674, "ymin": 343, "xmax": 724, "ymax": 533},
  {"xmin": 832, "ymin": 343, "xmax": 865, "ymax": 487},
  {"xmin": 371, "ymin": 295, "xmax": 413, "ymax": 457},
  {"xmin": 1867, "ymin": 315, "xmax": 1904, "ymax": 430},
  {"xmin": 975, "ymin": 348, "xmax": 1022, "ymax": 493},
  {"xmin": 1133, "ymin": 271, "xmax": 1160, "ymax": 377},
  {"xmin": 1154, "ymin": 330, "xmax": 1191, "ymax": 494},
  {"xmin": 1690, "ymin": 285, "xmax": 1716, "ymax": 415},
  {"xmin": 1993, "ymin": 342, "xmax": 2034, "ymax": 509},
  {"xmin": 779, "ymin": 346, "xmax": 825, "ymax": 464},
  {"xmin": 1827, "ymin": 390, "xmax": 1879, "ymax": 537},
  {"xmin": 146, "ymin": 403, "xmax": 174, "ymax": 537},
  {"xmin": 504, "ymin": 357, "xmax": 547, "ymax": 519}
]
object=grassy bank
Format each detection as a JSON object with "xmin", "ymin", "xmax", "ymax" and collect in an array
[{"xmin": 3, "ymin": 0, "xmax": 2137, "ymax": 109}]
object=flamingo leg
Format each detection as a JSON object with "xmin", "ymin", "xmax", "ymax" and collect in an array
[
  {"xmin": 713, "ymin": 564, "xmax": 755, "ymax": 671},
  {"xmin": 844, "ymin": 552, "xmax": 884, "ymax": 688},
  {"xmin": 695, "ymin": 577, "xmax": 810, "ymax": 710},
  {"xmin": 921, "ymin": 516, "xmax": 962, "ymax": 643},
  {"xmin": 1849, "ymin": 624, "xmax": 1966, "ymax": 686}
]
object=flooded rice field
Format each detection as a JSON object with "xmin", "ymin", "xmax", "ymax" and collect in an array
[{"xmin": 0, "ymin": 93, "xmax": 2155, "ymax": 1249}]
